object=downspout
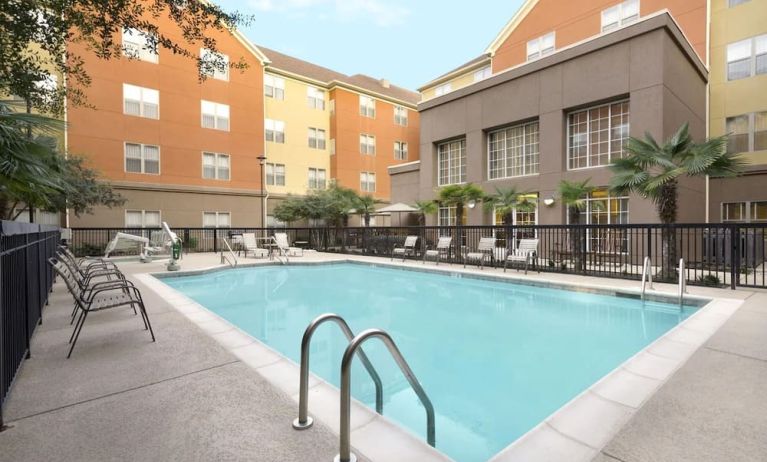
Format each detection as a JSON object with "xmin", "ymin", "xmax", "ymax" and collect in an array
[{"xmin": 705, "ymin": 0, "xmax": 711, "ymax": 223}]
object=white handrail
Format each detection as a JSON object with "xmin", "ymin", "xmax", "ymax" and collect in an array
[
  {"xmin": 221, "ymin": 238, "xmax": 238, "ymax": 268},
  {"xmin": 640, "ymin": 256, "xmax": 654, "ymax": 300},
  {"xmin": 678, "ymin": 258, "xmax": 687, "ymax": 307}
]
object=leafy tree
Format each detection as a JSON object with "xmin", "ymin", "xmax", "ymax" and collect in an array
[
  {"xmin": 272, "ymin": 196, "xmax": 305, "ymax": 227},
  {"xmin": 414, "ymin": 200, "xmax": 437, "ymax": 226},
  {"xmin": 558, "ymin": 179, "xmax": 597, "ymax": 272},
  {"xmin": 610, "ymin": 123, "xmax": 743, "ymax": 278}
]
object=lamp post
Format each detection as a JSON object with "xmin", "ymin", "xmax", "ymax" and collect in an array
[{"xmin": 257, "ymin": 155, "xmax": 267, "ymax": 232}]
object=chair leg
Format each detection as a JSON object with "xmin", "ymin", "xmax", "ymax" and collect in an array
[
  {"xmin": 67, "ymin": 311, "xmax": 89, "ymax": 358},
  {"xmin": 524, "ymin": 259, "xmax": 529, "ymax": 275},
  {"xmin": 139, "ymin": 302, "xmax": 156, "ymax": 342}
]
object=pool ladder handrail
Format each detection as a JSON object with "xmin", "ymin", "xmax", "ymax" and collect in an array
[
  {"xmin": 293, "ymin": 314, "xmax": 383, "ymax": 431},
  {"xmin": 640, "ymin": 256, "xmax": 654, "ymax": 300},
  {"xmin": 678, "ymin": 257, "xmax": 688, "ymax": 307},
  {"xmin": 220, "ymin": 238, "xmax": 238, "ymax": 267}
]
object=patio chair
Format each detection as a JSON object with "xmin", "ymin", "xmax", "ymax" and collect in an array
[
  {"xmin": 423, "ymin": 236, "xmax": 452, "ymax": 265},
  {"xmin": 504, "ymin": 238, "xmax": 540, "ymax": 274},
  {"xmin": 464, "ymin": 237, "xmax": 496, "ymax": 270},
  {"xmin": 58, "ymin": 246, "xmax": 119, "ymax": 276},
  {"xmin": 54, "ymin": 256, "xmax": 132, "ymax": 323},
  {"xmin": 49, "ymin": 258, "xmax": 155, "ymax": 358},
  {"xmin": 392, "ymin": 235, "xmax": 418, "ymax": 261},
  {"xmin": 274, "ymin": 232, "xmax": 303, "ymax": 257},
  {"xmin": 242, "ymin": 233, "xmax": 269, "ymax": 258}
]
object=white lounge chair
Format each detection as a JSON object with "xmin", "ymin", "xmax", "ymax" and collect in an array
[
  {"xmin": 464, "ymin": 237, "xmax": 496, "ymax": 270},
  {"xmin": 274, "ymin": 232, "xmax": 303, "ymax": 257},
  {"xmin": 423, "ymin": 236, "xmax": 452, "ymax": 265},
  {"xmin": 504, "ymin": 238, "xmax": 540, "ymax": 274},
  {"xmin": 392, "ymin": 235, "xmax": 418, "ymax": 261},
  {"xmin": 242, "ymin": 233, "xmax": 269, "ymax": 258}
]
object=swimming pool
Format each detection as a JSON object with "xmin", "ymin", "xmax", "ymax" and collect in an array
[{"xmin": 163, "ymin": 262, "xmax": 699, "ymax": 462}]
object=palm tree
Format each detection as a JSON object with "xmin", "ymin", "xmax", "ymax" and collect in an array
[
  {"xmin": 483, "ymin": 186, "xmax": 535, "ymax": 250},
  {"xmin": 354, "ymin": 194, "xmax": 382, "ymax": 227},
  {"xmin": 414, "ymin": 200, "xmax": 437, "ymax": 226},
  {"xmin": 437, "ymin": 183, "xmax": 485, "ymax": 259},
  {"xmin": 558, "ymin": 179, "xmax": 597, "ymax": 272},
  {"xmin": 610, "ymin": 123, "xmax": 743, "ymax": 279}
]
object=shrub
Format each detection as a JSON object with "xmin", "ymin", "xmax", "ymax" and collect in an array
[{"xmin": 697, "ymin": 274, "xmax": 721, "ymax": 287}]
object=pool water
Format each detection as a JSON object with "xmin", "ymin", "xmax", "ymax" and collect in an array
[{"xmin": 164, "ymin": 263, "xmax": 697, "ymax": 462}]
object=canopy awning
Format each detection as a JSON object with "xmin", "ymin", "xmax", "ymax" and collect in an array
[{"xmin": 376, "ymin": 203, "xmax": 418, "ymax": 213}]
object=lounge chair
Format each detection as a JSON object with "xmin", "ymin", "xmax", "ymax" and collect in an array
[
  {"xmin": 392, "ymin": 235, "xmax": 418, "ymax": 261},
  {"xmin": 423, "ymin": 236, "xmax": 452, "ymax": 265},
  {"xmin": 464, "ymin": 237, "xmax": 496, "ymax": 269},
  {"xmin": 504, "ymin": 238, "xmax": 540, "ymax": 274},
  {"xmin": 242, "ymin": 233, "xmax": 269, "ymax": 258},
  {"xmin": 274, "ymin": 232, "xmax": 303, "ymax": 257}
]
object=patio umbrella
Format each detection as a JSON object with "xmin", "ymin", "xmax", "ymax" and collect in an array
[{"xmin": 376, "ymin": 203, "xmax": 418, "ymax": 226}]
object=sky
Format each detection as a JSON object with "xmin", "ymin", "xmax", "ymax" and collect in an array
[{"xmin": 217, "ymin": 0, "xmax": 526, "ymax": 90}]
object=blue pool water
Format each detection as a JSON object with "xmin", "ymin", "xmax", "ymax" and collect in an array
[{"xmin": 164, "ymin": 263, "xmax": 698, "ymax": 461}]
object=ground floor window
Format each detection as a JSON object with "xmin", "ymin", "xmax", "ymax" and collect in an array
[
  {"xmin": 568, "ymin": 188, "xmax": 629, "ymax": 252},
  {"xmin": 125, "ymin": 210, "xmax": 160, "ymax": 228},
  {"xmin": 492, "ymin": 193, "xmax": 538, "ymax": 241},
  {"xmin": 722, "ymin": 200, "xmax": 767, "ymax": 222},
  {"xmin": 203, "ymin": 212, "xmax": 230, "ymax": 228},
  {"xmin": 267, "ymin": 215, "xmax": 286, "ymax": 228}
]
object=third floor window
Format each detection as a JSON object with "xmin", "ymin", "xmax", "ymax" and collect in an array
[
  {"xmin": 308, "ymin": 127, "xmax": 326, "ymax": 149},
  {"xmin": 437, "ymin": 139, "xmax": 466, "ymax": 186},
  {"xmin": 727, "ymin": 35, "xmax": 767, "ymax": 81},
  {"xmin": 527, "ymin": 32, "xmax": 555, "ymax": 61},
  {"xmin": 266, "ymin": 163, "xmax": 285, "ymax": 186},
  {"xmin": 394, "ymin": 141, "xmax": 408, "ymax": 160},
  {"xmin": 266, "ymin": 119, "xmax": 285, "ymax": 143},
  {"xmin": 601, "ymin": 0, "xmax": 639, "ymax": 32},
  {"xmin": 360, "ymin": 134, "xmax": 376, "ymax": 155},
  {"xmin": 488, "ymin": 121, "xmax": 540, "ymax": 179},
  {"xmin": 200, "ymin": 48, "xmax": 229, "ymax": 81},
  {"xmin": 122, "ymin": 27, "xmax": 158, "ymax": 63},
  {"xmin": 264, "ymin": 74, "xmax": 285, "ymax": 99},
  {"xmin": 123, "ymin": 84, "xmax": 159, "ymax": 119},
  {"xmin": 201, "ymin": 100, "xmax": 230, "ymax": 131},
  {"xmin": 307, "ymin": 86, "xmax": 325, "ymax": 110},
  {"xmin": 726, "ymin": 112, "xmax": 767, "ymax": 154},
  {"xmin": 394, "ymin": 106, "xmax": 408, "ymax": 126},
  {"xmin": 359, "ymin": 95, "xmax": 376, "ymax": 118},
  {"xmin": 202, "ymin": 152, "xmax": 230, "ymax": 180}
]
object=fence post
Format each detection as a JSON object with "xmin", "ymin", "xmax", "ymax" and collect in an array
[
  {"xmin": 731, "ymin": 224, "xmax": 740, "ymax": 290},
  {"xmin": 213, "ymin": 229, "xmax": 218, "ymax": 253},
  {"xmin": 0, "ymin": 233, "xmax": 4, "ymax": 431}
]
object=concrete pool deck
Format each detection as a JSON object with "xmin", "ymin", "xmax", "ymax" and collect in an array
[{"xmin": 0, "ymin": 252, "xmax": 764, "ymax": 461}]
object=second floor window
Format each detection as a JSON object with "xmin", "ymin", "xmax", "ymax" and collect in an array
[
  {"xmin": 122, "ymin": 27, "xmax": 158, "ymax": 63},
  {"xmin": 435, "ymin": 83, "xmax": 452, "ymax": 97},
  {"xmin": 266, "ymin": 163, "xmax": 285, "ymax": 186},
  {"xmin": 200, "ymin": 48, "xmax": 229, "ymax": 81},
  {"xmin": 201, "ymin": 100, "xmax": 230, "ymax": 131},
  {"xmin": 264, "ymin": 74, "xmax": 285, "ymax": 99},
  {"xmin": 308, "ymin": 168, "xmax": 327, "ymax": 189},
  {"xmin": 307, "ymin": 86, "xmax": 325, "ymax": 110},
  {"xmin": 360, "ymin": 134, "xmax": 376, "ymax": 155},
  {"xmin": 394, "ymin": 106, "xmax": 408, "ymax": 126},
  {"xmin": 601, "ymin": 0, "xmax": 640, "ymax": 32},
  {"xmin": 203, "ymin": 212, "xmax": 231, "ymax": 228},
  {"xmin": 265, "ymin": 119, "xmax": 285, "ymax": 143},
  {"xmin": 474, "ymin": 66, "xmax": 492, "ymax": 82},
  {"xmin": 359, "ymin": 95, "xmax": 376, "ymax": 118},
  {"xmin": 723, "ymin": 201, "xmax": 767, "ymax": 222},
  {"xmin": 360, "ymin": 172, "xmax": 376, "ymax": 192},
  {"xmin": 527, "ymin": 32, "xmax": 555, "ymax": 61},
  {"xmin": 123, "ymin": 84, "xmax": 159, "ymax": 119},
  {"xmin": 488, "ymin": 121, "xmax": 540, "ymax": 179},
  {"xmin": 727, "ymin": 35, "xmax": 767, "ymax": 81},
  {"xmin": 394, "ymin": 141, "xmax": 408, "ymax": 160},
  {"xmin": 438, "ymin": 139, "xmax": 466, "ymax": 186},
  {"xmin": 568, "ymin": 100, "xmax": 629, "ymax": 170},
  {"xmin": 125, "ymin": 143, "xmax": 160, "ymax": 174},
  {"xmin": 202, "ymin": 152, "xmax": 230, "ymax": 180},
  {"xmin": 308, "ymin": 128, "xmax": 326, "ymax": 149},
  {"xmin": 726, "ymin": 112, "xmax": 767, "ymax": 153}
]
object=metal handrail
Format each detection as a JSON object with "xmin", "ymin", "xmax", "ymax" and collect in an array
[
  {"xmin": 293, "ymin": 314, "xmax": 383, "ymax": 431},
  {"xmin": 640, "ymin": 256, "xmax": 654, "ymax": 300},
  {"xmin": 678, "ymin": 258, "xmax": 687, "ymax": 307},
  {"xmin": 337, "ymin": 329, "xmax": 435, "ymax": 462},
  {"xmin": 220, "ymin": 238, "xmax": 237, "ymax": 267}
]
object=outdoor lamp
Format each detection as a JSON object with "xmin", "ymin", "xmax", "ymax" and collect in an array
[
  {"xmin": 543, "ymin": 197, "xmax": 555, "ymax": 207},
  {"xmin": 257, "ymin": 155, "xmax": 267, "ymax": 165},
  {"xmin": 467, "ymin": 200, "xmax": 477, "ymax": 209}
]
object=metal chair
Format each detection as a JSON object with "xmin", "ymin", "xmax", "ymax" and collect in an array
[
  {"xmin": 392, "ymin": 235, "xmax": 418, "ymax": 261},
  {"xmin": 504, "ymin": 238, "xmax": 540, "ymax": 274},
  {"xmin": 423, "ymin": 236, "xmax": 452, "ymax": 265},
  {"xmin": 464, "ymin": 237, "xmax": 496, "ymax": 270}
]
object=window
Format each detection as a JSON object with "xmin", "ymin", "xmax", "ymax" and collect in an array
[
  {"xmin": 527, "ymin": 32, "xmax": 555, "ymax": 61},
  {"xmin": 200, "ymin": 48, "xmax": 229, "ymax": 81},
  {"xmin": 267, "ymin": 215, "xmax": 287, "ymax": 228},
  {"xmin": 202, "ymin": 152, "xmax": 230, "ymax": 180},
  {"xmin": 125, "ymin": 210, "xmax": 161, "ymax": 228},
  {"xmin": 727, "ymin": 111, "xmax": 767, "ymax": 153},
  {"xmin": 308, "ymin": 128, "xmax": 326, "ymax": 149},
  {"xmin": 359, "ymin": 95, "xmax": 376, "ymax": 118},
  {"xmin": 201, "ymin": 100, "xmax": 229, "ymax": 131},
  {"xmin": 264, "ymin": 74, "xmax": 285, "ymax": 99},
  {"xmin": 488, "ymin": 121, "xmax": 539, "ymax": 179},
  {"xmin": 722, "ymin": 200, "xmax": 767, "ymax": 222},
  {"xmin": 569, "ymin": 189, "xmax": 629, "ymax": 252},
  {"xmin": 266, "ymin": 163, "xmax": 285, "ymax": 186},
  {"xmin": 438, "ymin": 139, "xmax": 466, "ymax": 185},
  {"xmin": 729, "ymin": 0, "xmax": 750, "ymax": 7},
  {"xmin": 203, "ymin": 212, "xmax": 231, "ymax": 228},
  {"xmin": 394, "ymin": 141, "xmax": 408, "ymax": 161},
  {"xmin": 360, "ymin": 134, "xmax": 376, "ymax": 155},
  {"xmin": 435, "ymin": 83, "xmax": 452, "ymax": 97},
  {"xmin": 601, "ymin": 0, "xmax": 640, "ymax": 32},
  {"xmin": 122, "ymin": 27, "xmax": 158, "ymax": 63},
  {"xmin": 438, "ymin": 206, "xmax": 467, "ymax": 226},
  {"xmin": 307, "ymin": 86, "xmax": 325, "ymax": 110},
  {"xmin": 568, "ymin": 100, "xmax": 629, "ymax": 169},
  {"xmin": 727, "ymin": 35, "xmax": 767, "ymax": 81},
  {"xmin": 308, "ymin": 168, "xmax": 327, "ymax": 189},
  {"xmin": 33, "ymin": 75, "xmax": 57, "ymax": 104},
  {"xmin": 360, "ymin": 172, "xmax": 376, "ymax": 192},
  {"xmin": 394, "ymin": 106, "xmax": 408, "ymax": 126},
  {"xmin": 753, "ymin": 201, "xmax": 767, "ymax": 221},
  {"xmin": 123, "ymin": 84, "xmax": 159, "ymax": 119},
  {"xmin": 125, "ymin": 143, "xmax": 160, "ymax": 174},
  {"xmin": 493, "ymin": 193, "xmax": 538, "ymax": 239},
  {"xmin": 265, "ymin": 119, "xmax": 285, "ymax": 143},
  {"xmin": 474, "ymin": 66, "xmax": 492, "ymax": 82}
]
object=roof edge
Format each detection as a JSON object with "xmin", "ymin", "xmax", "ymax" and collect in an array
[
  {"xmin": 417, "ymin": 55, "xmax": 492, "ymax": 92},
  {"xmin": 484, "ymin": 0, "xmax": 540, "ymax": 55},
  {"xmin": 328, "ymin": 80, "xmax": 419, "ymax": 109}
]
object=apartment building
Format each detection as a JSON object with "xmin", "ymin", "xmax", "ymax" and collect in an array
[
  {"xmin": 708, "ymin": 0, "xmax": 767, "ymax": 224},
  {"xmin": 392, "ymin": 2, "xmax": 709, "ymax": 227},
  {"xmin": 257, "ymin": 47, "xmax": 420, "ymax": 226}
]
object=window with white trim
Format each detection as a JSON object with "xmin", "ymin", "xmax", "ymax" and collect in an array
[
  {"xmin": 568, "ymin": 188, "xmax": 629, "ymax": 252},
  {"xmin": 359, "ymin": 95, "xmax": 376, "ymax": 118},
  {"xmin": 435, "ymin": 83, "xmax": 452, "ymax": 97},
  {"xmin": 568, "ymin": 100, "xmax": 629, "ymax": 169},
  {"xmin": 308, "ymin": 168, "xmax": 326, "ymax": 189},
  {"xmin": 202, "ymin": 152, "xmax": 230, "ymax": 180},
  {"xmin": 394, "ymin": 141, "xmax": 408, "ymax": 161},
  {"xmin": 488, "ymin": 121, "xmax": 539, "ymax": 179},
  {"xmin": 728, "ymin": 0, "xmax": 750, "ymax": 8},
  {"xmin": 722, "ymin": 201, "xmax": 767, "ymax": 222},
  {"xmin": 201, "ymin": 100, "xmax": 229, "ymax": 131},
  {"xmin": 123, "ymin": 84, "xmax": 159, "ymax": 119},
  {"xmin": 360, "ymin": 134, "xmax": 376, "ymax": 155},
  {"xmin": 266, "ymin": 163, "xmax": 285, "ymax": 186},
  {"xmin": 394, "ymin": 105, "xmax": 408, "ymax": 126},
  {"xmin": 308, "ymin": 127, "xmax": 326, "ymax": 149},
  {"xmin": 264, "ymin": 74, "xmax": 285, "ymax": 99},
  {"xmin": 122, "ymin": 28, "xmax": 158, "ymax": 63},
  {"xmin": 200, "ymin": 48, "xmax": 229, "ymax": 81},
  {"xmin": 527, "ymin": 32, "xmax": 555, "ymax": 61},
  {"xmin": 307, "ymin": 86, "xmax": 325, "ymax": 110},
  {"xmin": 125, "ymin": 143, "xmax": 160, "ymax": 174},
  {"xmin": 727, "ymin": 35, "xmax": 767, "ymax": 81},
  {"xmin": 493, "ymin": 193, "xmax": 539, "ymax": 239},
  {"xmin": 360, "ymin": 172, "xmax": 376, "ymax": 192},
  {"xmin": 601, "ymin": 0, "xmax": 640, "ymax": 32},
  {"xmin": 726, "ymin": 111, "xmax": 767, "ymax": 153},
  {"xmin": 474, "ymin": 66, "xmax": 492, "ymax": 82},
  {"xmin": 203, "ymin": 212, "xmax": 231, "ymax": 228},
  {"xmin": 437, "ymin": 139, "xmax": 466, "ymax": 185},
  {"xmin": 125, "ymin": 210, "xmax": 161, "ymax": 228},
  {"xmin": 265, "ymin": 119, "xmax": 285, "ymax": 143}
]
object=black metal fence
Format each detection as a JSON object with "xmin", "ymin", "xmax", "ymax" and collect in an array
[
  {"xmin": 1, "ymin": 222, "xmax": 59, "ymax": 427},
  {"xmin": 69, "ymin": 223, "xmax": 767, "ymax": 289}
]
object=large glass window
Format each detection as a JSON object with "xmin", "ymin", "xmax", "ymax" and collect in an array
[
  {"xmin": 569, "ymin": 189, "xmax": 629, "ymax": 252},
  {"xmin": 488, "ymin": 121, "xmax": 539, "ymax": 179},
  {"xmin": 727, "ymin": 111, "xmax": 767, "ymax": 153},
  {"xmin": 493, "ymin": 194, "xmax": 539, "ymax": 240},
  {"xmin": 722, "ymin": 201, "xmax": 767, "ymax": 222},
  {"xmin": 437, "ymin": 139, "xmax": 466, "ymax": 185},
  {"xmin": 601, "ymin": 0, "xmax": 639, "ymax": 32},
  {"xmin": 568, "ymin": 100, "xmax": 629, "ymax": 169},
  {"xmin": 203, "ymin": 212, "xmax": 230, "ymax": 228},
  {"xmin": 125, "ymin": 210, "xmax": 160, "ymax": 228},
  {"xmin": 125, "ymin": 143, "xmax": 159, "ymax": 174},
  {"xmin": 727, "ymin": 34, "xmax": 767, "ymax": 81}
]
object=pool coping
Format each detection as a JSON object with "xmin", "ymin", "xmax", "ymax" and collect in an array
[{"xmin": 137, "ymin": 256, "xmax": 743, "ymax": 462}]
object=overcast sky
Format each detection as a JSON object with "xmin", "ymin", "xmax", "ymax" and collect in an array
[{"xmin": 218, "ymin": 0, "xmax": 526, "ymax": 90}]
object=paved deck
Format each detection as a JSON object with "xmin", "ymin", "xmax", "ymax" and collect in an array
[{"xmin": 0, "ymin": 252, "xmax": 764, "ymax": 461}]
